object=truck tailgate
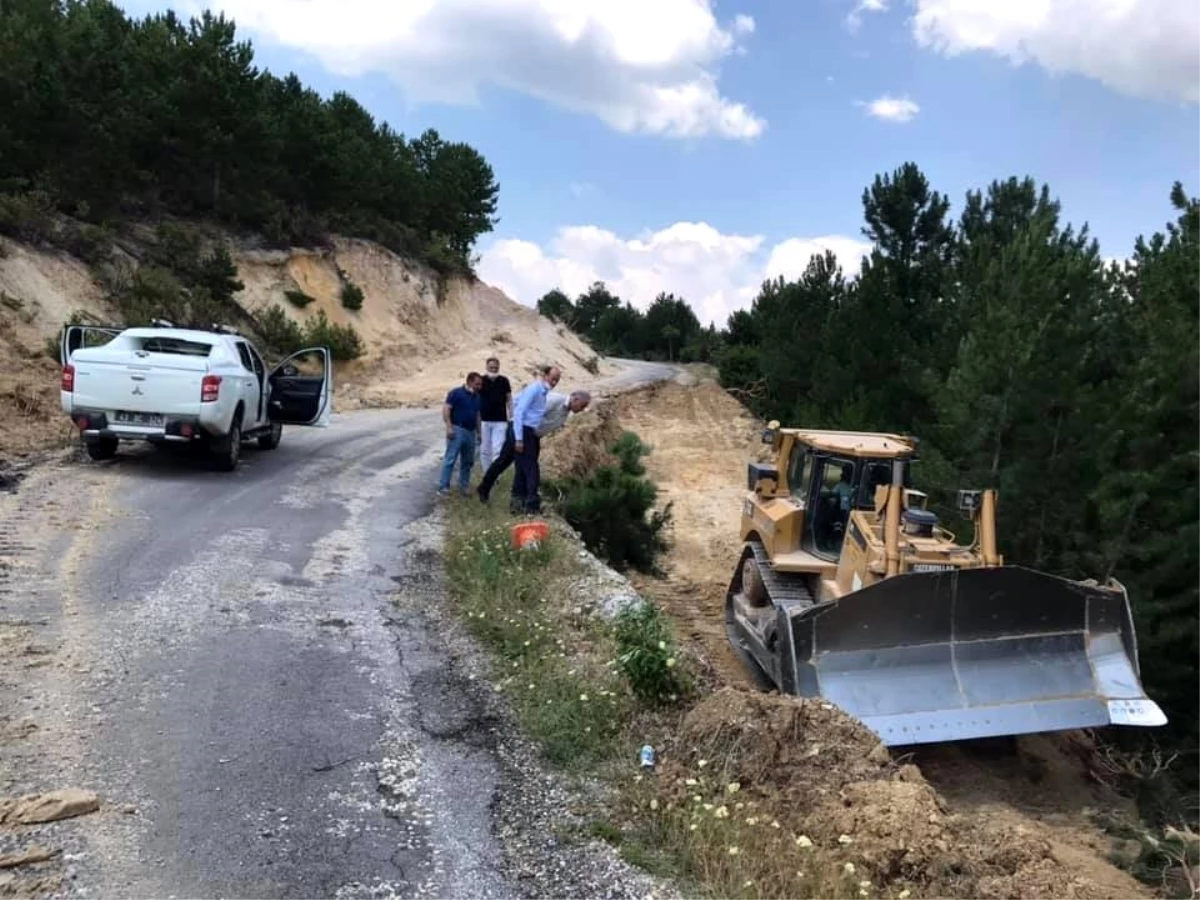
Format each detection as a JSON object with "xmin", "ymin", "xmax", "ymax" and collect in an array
[{"xmin": 71, "ymin": 356, "xmax": 207, "ymax": 421}]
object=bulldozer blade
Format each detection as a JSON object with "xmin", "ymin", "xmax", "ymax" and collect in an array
[{"xmin": 782, "ymin": 566, "xmax": 1167, "ymax": 746}]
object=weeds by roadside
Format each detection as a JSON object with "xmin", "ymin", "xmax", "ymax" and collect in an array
[
  {"xmin": 444, "ymin": 487, "xmax": 641, "ymax": 769},
  {"xmin": 441, "ymin": 468, "xmax": 872, "ymax": 900},
  {"xmin": 613, "ymin": 602, "xmax": 693, "ymax": 706},
  {"xmin": 622, "ymin": 768, "xmax": 880, "ymax": 900}
]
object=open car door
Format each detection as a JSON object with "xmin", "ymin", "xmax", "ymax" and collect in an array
[
  {"xmin": 61, "ymin": 324, "xmax": 121, "ymax": 363},
  {"xmin": 267, "ymin": 347, "xmax": 333, "ymax": 427}
]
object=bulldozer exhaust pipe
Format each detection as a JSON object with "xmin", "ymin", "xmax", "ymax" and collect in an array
[
  {"xmin": 980, "ymin": 488, "xmax": 1000, "ymax": 566},
  {"xmin": 884, "ymin": 460, "xmax": 904, "ymax": 576}
]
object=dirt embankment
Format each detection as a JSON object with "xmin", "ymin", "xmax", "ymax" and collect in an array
[
  {"xmin": 234, "ymin": 237, "xmax": 617, "ymax": 407},
  {"xmin": 0, "ymin": 232, "xmax": 612, "ymax": 460},
  {"xmin": 0, "ymin": 239, "xmax": 118, "ymax": 457},
  {"xmin": 543, "ymin": 371, "xmax": 1151, "ymax": 900}
]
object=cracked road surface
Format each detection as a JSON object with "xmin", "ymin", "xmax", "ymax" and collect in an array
[{"xmin": 0, "ymin": 359, "xmax": 677, "ymax": 899}]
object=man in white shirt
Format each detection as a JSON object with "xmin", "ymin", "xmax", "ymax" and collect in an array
[{"xmin": 536, "ymin": 389, "xmax": 590, "ymax": 437}]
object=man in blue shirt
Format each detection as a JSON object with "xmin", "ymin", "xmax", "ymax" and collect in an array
[
  {"xmin": 438, "ymin": 371, "xmax": 483, "ymax": 496},
  {"xmin": 476, "ymin": 364, "xmax": 562, "ymax": 513}
]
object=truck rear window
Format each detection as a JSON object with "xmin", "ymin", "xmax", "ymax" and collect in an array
[{"xmin": 135, "ymin": 338, "xmax": 213, "ymax": 357}]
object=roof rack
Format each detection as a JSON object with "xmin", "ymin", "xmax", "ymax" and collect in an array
[
  {"xmin": 208, "ymin": 323, "xmax": 242, "ymax": 336},
  {"xmin": 149, "ymin": 318, "xmax": 175, "ymax": 328}
]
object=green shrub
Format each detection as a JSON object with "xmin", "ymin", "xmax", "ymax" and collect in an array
[
  {"xmin": 195, "ymin": 247, "xmax": 244, "ymax": 305},
  {"xmin": 0, "ymin": 191, "xmax": 57, "ymax": 245},
  {"xmin": 253, "ymin": 305, "xmax": 364, "ymax": 361},
  {"xmin": 150, "ymin": 221, "xmax": 204, "ymax": 272},
  {"xmin": 59, "ymin": 221, "xmax": 112, "ymax": 266},
  {"xmin": 612, "ymin": 601, "xmax": 691, "ymax": 705},
  {"xmin": 256, "ymin": 304, "xmax": 304, "ymax": 354},
  {"xmin": 421, "ymin": 234, "xmax": 470, "ymax": 276},
  {"xmin": 546, "ymin": 431, "xmax": 672, "ymax": 574},
  {"xmin": 285, "ymin": 289, "xmax": 315, "ymax": 308},
  {"xmin": 340, "ymin": 279, "xmax": 364, "ymax": 311},
  {"xmin": 716, "ymin": 344, "xmax": 761, "ymax": 393},
  {"xmin": 303, "ymin": 309, "xmax": 364, "ymax": 361},
  {"xmin": 111, "ymin": 265, "xmax": 187, "ymax": 326}
]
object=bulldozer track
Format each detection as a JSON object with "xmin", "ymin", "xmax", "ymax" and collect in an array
[{"xmin": 744, "ymin": 539, "xmax": 813, "ymax": 609}]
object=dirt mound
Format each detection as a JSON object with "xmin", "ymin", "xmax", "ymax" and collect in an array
[
  {"xmin": 662, "ymin": 688, "xmax": 1132, "ymax": 899},
  {"xmin": 540, "ymin": 400, "xmax": 625, "ymax": 482},
  {"xmin": 677, "ymin": 687, "xmax": 888, "ymax": 804},
  {"xmin": 613, "ymin": 378, "xmax": 763, "ymax": 588}
]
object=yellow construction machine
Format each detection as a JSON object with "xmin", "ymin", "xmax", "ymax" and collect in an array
[{"xmin": 725, "ymin": 422, "xmax": 1168, "ymax": 746}]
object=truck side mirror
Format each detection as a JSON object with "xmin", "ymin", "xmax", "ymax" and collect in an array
[{"xmin": 957, "ymin": 489, "xmax": 982, "ymax": 515}]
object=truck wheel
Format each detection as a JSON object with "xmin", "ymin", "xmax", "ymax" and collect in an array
[
  {"xmin": 212, "ymin": 419, "xmax": 242, "ymax": 472},
  {"xmin": 86, "ymin": 437, "xmax": 119, "ymax": 461},
  {"xmin": 258, "ymin": 422, "xmax": 282, "ymax": 450}
]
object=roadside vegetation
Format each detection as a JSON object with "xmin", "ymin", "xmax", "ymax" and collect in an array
[
  {"xmin": 543, "ymin": 432, "xmax": 674, "ymax": 576},
  {"xmin": 443, "ymin": 451, "xmax": 688, "ymax": 769},
  {"xmin": 443, "ymin": 443, "xmax": 870, "ymax": 899}
]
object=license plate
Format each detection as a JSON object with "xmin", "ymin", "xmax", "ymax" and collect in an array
[
  {"xmin": 912, "ymin": 563, "xmax": 954, "ymax": 573},
  {"xmin": 114, "ymin": 411, "xmax": 164, "ymax": 427}
]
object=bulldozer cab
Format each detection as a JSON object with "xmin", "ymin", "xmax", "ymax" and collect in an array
[{"xmin": 780, "ymin": 434, "xmax": 912, "ymax": 562}]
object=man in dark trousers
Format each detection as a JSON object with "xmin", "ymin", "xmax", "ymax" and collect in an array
[
  {"xmin": 477, "ymin": 366, "xmax": 591, "ymax": 513},
  {"xmin": 477, "ymin": 356, "xmax": 512, "ymax": 471},
  {"xmin": 437, "ymin": 371, "xmax": 483, "ymax": 497}
]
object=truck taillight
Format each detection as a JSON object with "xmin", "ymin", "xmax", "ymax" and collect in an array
[
  {"xmin": 201, "ymin": 374, "xmax": 222, "ymax": 403},
  {"xmin": 61, "ymin": 364, "xmax": 75, "ymax": 392}
]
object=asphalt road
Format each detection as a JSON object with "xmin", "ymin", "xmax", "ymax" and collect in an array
[{"xmin": 0, "ymin": 360, "xmax": 675, "ymax": 899}]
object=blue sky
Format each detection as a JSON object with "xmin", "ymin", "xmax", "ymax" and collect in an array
[{"xmin": 126, "ymin": 0, "xmax": 1199, "ymax": 325}]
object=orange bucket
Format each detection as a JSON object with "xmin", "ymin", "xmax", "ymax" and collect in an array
[{"xmin": 511, "ymin": 521, "xmax": 550, "ymax": 550}]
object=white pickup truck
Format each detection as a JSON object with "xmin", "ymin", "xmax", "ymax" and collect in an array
[{"xmin": 59, "ymin": 322, "xmax": 333, "ymax": 471}]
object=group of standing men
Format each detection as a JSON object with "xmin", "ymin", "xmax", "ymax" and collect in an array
[{"xmin": 438, "ymin": 356, "xmax": 591, "ymax": 514}]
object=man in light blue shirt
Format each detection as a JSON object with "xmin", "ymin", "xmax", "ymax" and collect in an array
[
  {"xmin": 511, "ymin": 368, "xmax": 553, "ymax": 442},
  {"xmin": 477, "ymin": 365, "xmax": 577, "ymax": 513}
]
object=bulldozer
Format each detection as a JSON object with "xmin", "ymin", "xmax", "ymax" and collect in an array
[{"xmin": 725, "ymin": 423, "xmax": 1168, "ymax": 747}]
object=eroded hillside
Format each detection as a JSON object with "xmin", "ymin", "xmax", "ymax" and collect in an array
[
  {"xmin": 0, "ymin": 231, "xmax": 614, "ymax": 459},
  {"xmin": 233, "ymin": 237, "xmax": 617, "ymax": 408}
]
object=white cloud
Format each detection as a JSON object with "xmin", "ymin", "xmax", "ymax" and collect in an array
[
  {"xmin": 477, "ymin": 223, "xmax": 872, "ymax": 328},
  {"xmin": 862, "ymin": 94, "xmax": 920, "ymax": 122},
  {"xmin": 911, "ymin": 0, "xmax": 1200, "ymax": 104},
  {"xmin": 846, "ymin": 0, "xmax": 888, "ymax": 32},
  {"xmin": 204, "ymin": 0, "xmax": 766, "ymax": 139}
]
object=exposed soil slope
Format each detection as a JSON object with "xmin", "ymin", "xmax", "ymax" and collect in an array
[
  {"xmin": 0, "ymin": 238, "xmax": 118, "ymax": 457},
  {"xmin": 234, "ymin": 237, "xmax": 618, "ymax": 408},
  {"xmin": 0, "ymin": 232, "xmax": 612, "ymax": 460},
  {"xmin": 543, "ymin": 369, "xmax": 1150, "ymax": 900}
]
